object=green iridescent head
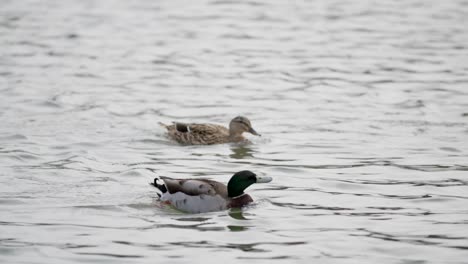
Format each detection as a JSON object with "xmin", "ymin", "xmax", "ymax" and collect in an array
[{"xmin": 227, "ymin": 170, "xmax": 272, "ymax": 198}]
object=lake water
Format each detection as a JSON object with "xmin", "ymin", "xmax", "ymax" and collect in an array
[{"xmin": 1, "ymin": 0, "xmax": 468, "ymax": 263}]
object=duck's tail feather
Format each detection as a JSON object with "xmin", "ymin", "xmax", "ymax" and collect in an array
[
  {"xmin": 174, "ymin": 122, "xmax": 190, "ymax": 133},
  {"xmin": 151, "ymin": 178, "xmax": 167, "ymax": 198},
  {"xmin": 159, "ymin": 121, "xmax": 190, "ymax": 133}
]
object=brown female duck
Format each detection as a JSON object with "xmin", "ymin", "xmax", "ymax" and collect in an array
[{"xmin": 159, "ymin": 116, "xmax": 260, "ymax": 145}]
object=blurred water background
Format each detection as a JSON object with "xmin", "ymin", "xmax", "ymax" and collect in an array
[{"xmin": 1, "ymin": 0, "xmax": 468, "ymax": 263}]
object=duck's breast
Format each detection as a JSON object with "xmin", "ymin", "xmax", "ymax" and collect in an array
[
  {"xmin": 161, "ymin": 192, "xmax": 228, "ymax": 213},
  {"xmin": 228, "ymin": 194, "xmax": 253, "ymax": 208}
]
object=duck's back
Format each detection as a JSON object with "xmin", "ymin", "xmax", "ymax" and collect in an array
[
  {"xmin": 165, "ymin": 123, "xmax": 230, "ymax": 145},
  {"xmin": 159, "ymin": 177, "xmax": 230, "ymax": 213}
]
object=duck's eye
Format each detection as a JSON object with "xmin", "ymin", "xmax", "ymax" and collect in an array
[
  {"xmin": 248, "ymin": 175, "xmax": 256, "ymax": 180},
  {"xmin": 237, "ymin": 120, "xmax": 249, "ymax": 127}
]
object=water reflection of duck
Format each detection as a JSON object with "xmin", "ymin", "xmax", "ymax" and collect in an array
[
  {"xmin": 159, "ymin": 116, "xmax": 260, "ymax": 145},
  {"xmin": 152, "ymin": 170, "xmax": 272, "ymax": 213},
  {"xmin": 230, "ymin": 145, "xmax": 255, "ymax": 159}
]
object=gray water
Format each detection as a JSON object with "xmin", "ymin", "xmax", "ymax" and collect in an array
[{"xmin": 1, "ymin": 0, "xmax": 468, "ymax": 263}]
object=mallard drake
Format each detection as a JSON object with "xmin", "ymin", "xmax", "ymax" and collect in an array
[
  {"xmin": 159, "ymin": 116, "xmax": 260, "ymax": 145},
  {"xmin": 152, "ymin": 170, "xmax": 272, "ymax": 213}
]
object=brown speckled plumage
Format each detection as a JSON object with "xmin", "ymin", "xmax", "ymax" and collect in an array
[{"xmin": 160, "ymin": 116, "xmax": 260, "ymax": 145}]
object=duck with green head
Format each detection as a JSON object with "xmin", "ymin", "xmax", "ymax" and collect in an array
[
  {"xmin": 159, "ymin": 116, "xmax": 260, "ymax": 145},
  {"xmin": 152, "ymin": 170, "xmax": 272, "ymax": 213}
]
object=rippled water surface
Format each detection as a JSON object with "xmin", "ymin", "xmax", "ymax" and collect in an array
[{"xmin": 1, "ymin": 0, "xmax": 468, "ymax": 263}]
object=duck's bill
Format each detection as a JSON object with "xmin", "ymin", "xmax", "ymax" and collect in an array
[
  {"xmin": 256, "ymin": 176, "xmax": 272, "ymax": 183},
  {"xmin": 249, "ymin": 127, "xmax": 261, "ymax": 136}
]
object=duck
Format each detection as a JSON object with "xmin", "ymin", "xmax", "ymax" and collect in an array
[
  {"xmin": 159, "ymin": 116, "xmax": 260, "ymax": 145},
  {"xmin": 152, "ymin": 170, "xmax": 272, "ymax": 213}
]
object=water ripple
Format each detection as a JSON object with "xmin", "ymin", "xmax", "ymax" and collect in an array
[{"xmin": 1, "ymin": 0, "xmax": 468, "ymax": 263}]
